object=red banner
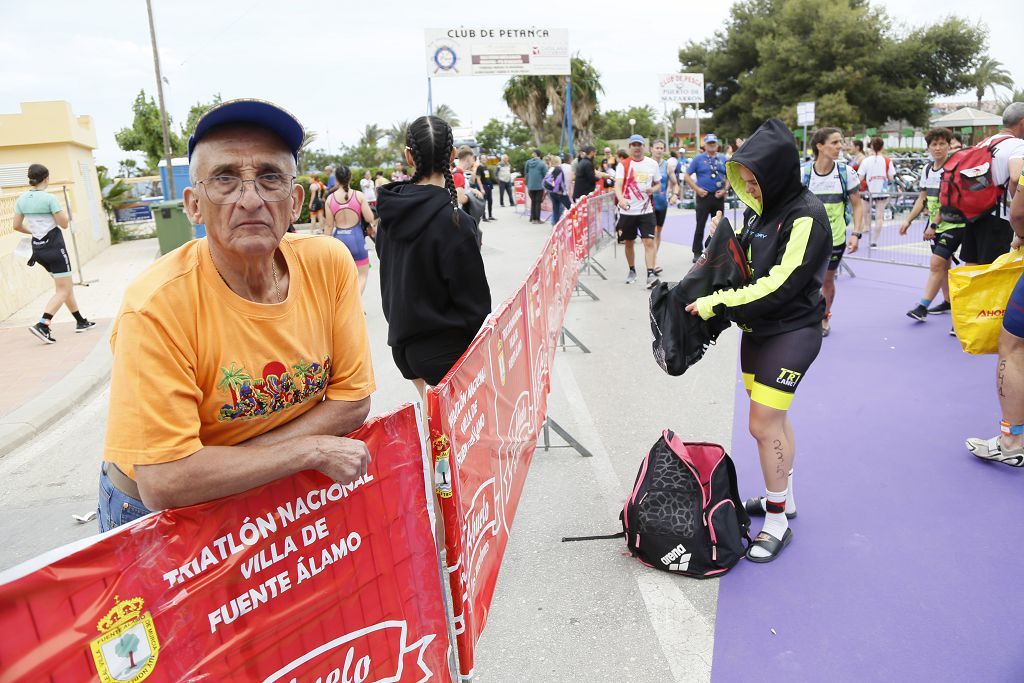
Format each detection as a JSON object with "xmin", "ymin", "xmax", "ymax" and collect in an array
[
  {"xmin": 428, "ymin": 200, "xmax": 595, "ymax": 678},
  {"xmin": 0, "ymin": 405, "xmax": 451, "ymax": 683},
  {"xmin": 513, "ymin": 177, "xmax": 525, "ymax": 205}
]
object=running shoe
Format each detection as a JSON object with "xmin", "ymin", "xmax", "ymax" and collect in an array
[
  {"xmin": 29, "ymin": 323, "xmax": 55, "ymax": 344},
  {"xmin": 625, "ymin": 270, "xmax": 637, "ymax": 284},
  {"xmin": 906, "ymin": 304, "xmax": 928, "ymax": 322},
  {"xmin": 646, "ymin": 273, "xmax": 661, "ymax": 289},
  {"xmin": 75, "ymin": 319, "xmax": 97, "ymax": 333},
  {"xmin": 927, "ymin": 301, "xmax": 951, "ymax": 315},
  {"xmin": 653, "ymin": 266, "xmax": 663, "ymax": 275},
  {"xmin": 949, "ymin": 326, "xmax": 957, "ymax": 337},
  {"xmin": 870, "ymin": 242, "xmax": 878, "ymax": 248},
  {"xmin": 966, "ymin": 436, "xmax": 1024, "ymax": 467}
]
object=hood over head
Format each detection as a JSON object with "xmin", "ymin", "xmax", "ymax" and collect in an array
[
  {"xmin": 726, "ymin": 118, "xmax": 803, "ymax": 216},
  {"xmin": 375, "ymin": 181, "xmax": 456, "ymax": 242}
]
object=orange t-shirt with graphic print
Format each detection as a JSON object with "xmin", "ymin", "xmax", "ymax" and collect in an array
[{"xmin": 104, "ymin": 233, "xmax": 375, "ymax": 478}]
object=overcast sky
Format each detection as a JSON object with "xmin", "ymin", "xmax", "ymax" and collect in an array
[{"xmin": 2, "ymin": 1, "xmax": 1020, "ymax": 170}]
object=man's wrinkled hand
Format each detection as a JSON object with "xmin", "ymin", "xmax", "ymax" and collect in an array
[{"xmin": 311, "ymin": 436, "xmax": 370, "ymax": 484}]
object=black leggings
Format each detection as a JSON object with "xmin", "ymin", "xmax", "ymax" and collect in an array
[
  {"xmin": 483, "ymin": 183, "xmax": 494, "ymax": 218},
  {"xmin": 694, "ymin": 193, "xmax": 725, "ymax": 256},
  {"xmin": 392, "ymin": 331, "xmax": 473, "ymax": 386},
  {"xmin": 529, "ymin": 189, "xmax": 544, "ymax": 221}
]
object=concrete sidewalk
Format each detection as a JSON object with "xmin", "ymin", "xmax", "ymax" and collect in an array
[{"xmin": 0, "ymin": 238, "xmax": 159, "ymax": 455}]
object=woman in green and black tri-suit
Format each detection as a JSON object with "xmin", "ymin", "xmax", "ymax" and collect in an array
[{"xmin": 685, "ymin": 119, "xmax": 831, "ymax": 563}]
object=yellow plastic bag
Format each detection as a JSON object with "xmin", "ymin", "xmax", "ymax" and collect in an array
[{"xmin": 950, "ymin": 248, "xmax": 1024, "ymax": 354}]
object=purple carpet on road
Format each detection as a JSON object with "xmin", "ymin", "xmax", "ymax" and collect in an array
[{"xmin": 711, "ymin": 258, "xmax": 1024, "ymax": 681}]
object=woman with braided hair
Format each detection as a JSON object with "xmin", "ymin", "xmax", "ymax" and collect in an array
[{"xmin": 375, "ymin": 115, "xmax": 491, "ymax": 402}]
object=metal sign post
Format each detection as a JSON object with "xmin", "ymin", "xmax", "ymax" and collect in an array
[
  {"xmin": 61, "ymin": 185, "xmax": 97, "ymax": 286},
  {"xmin": 797, "ymin": 101, "xmax": 816, "ymax": 156}
]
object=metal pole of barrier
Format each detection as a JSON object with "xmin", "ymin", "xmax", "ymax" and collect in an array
[
  {"xmin": 62, "ymin": 185, "xmax": 97, "ymax": 286},
  {"xmin": 542, "ymin": 417, "xmax": 594, "ymax": 457},
  {"xmin": 559, "ymin": 326, "xmax": 590, "ymax": 353},
  {"xmin": 581, "ymin": 255, "xmax": 608, "ymax": 279},
  {"xmin": 840, "ymin": 259, "xmax": 856, "ymax": 278},
  {"xmin": 415, "ymin": 404, "xmax": 461, "ymax": 682},
  {"xmin": 573, "ymin": 281, "xmax": 599, "ymax": 301}
]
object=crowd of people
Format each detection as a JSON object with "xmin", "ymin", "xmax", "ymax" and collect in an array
[{"xmin": 10, "ymin": 92, "xmax": 1020, "ymax": 569}]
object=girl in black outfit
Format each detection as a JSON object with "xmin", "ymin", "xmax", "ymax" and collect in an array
[{"xmin": 375, "ymin": 116, "xmax": 492, "ymax": 403}]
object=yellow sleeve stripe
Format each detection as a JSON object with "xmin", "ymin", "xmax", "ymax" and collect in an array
[
  {"xmin": 750, "ymin": 381, "xmax": 794, "ymax": 411},
  {"xmin": 699, "ymin": 216, "xmax": 814, "ymax": 313}
]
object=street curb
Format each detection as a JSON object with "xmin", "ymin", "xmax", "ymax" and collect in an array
[{"xmin": 0, "ymin": 322, "xmax": 113, "ymax": 457}]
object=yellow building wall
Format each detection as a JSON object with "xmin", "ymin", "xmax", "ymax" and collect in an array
[{"xmin": 0, "ymin": 101, "xmax": 111, "ymax": 320}]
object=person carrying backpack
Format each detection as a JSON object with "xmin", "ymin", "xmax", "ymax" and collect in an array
[
  {"xmin": 953, "ymin": 103, "xmax": 1024, "ymax": 266},
  {"xmin": 900, "ymin": 127, "xmax": 964, "ymax": 322},
  {"xmin": 801, "ymin": 127, "xmax": 864, "ymax": 337},
  {"xmin": 684, "ymin": 118, "xmax": 831, "ymax": 562},
  {"xmin": 543, "ymin": 154, "xmax": 570, "ymax": 225}
]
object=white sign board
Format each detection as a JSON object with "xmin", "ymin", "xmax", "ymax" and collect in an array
[
  {"xmin": 424, "ymin": 28, "xmax": 569, "ymax": 77},
  {"xmin": 659, "ymin": 73, "xmax": 705, "ymax": 103},
  {"xmin": 797, "ymin": 101, "xmax": 816, "ymax": 127}
]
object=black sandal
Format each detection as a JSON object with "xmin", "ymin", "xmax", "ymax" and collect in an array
[
  {"xmin": 745, "ymin": 528, "xmax": 793, "ymax": 563},
  {"xmin": 743, "ymin": 496, "xmax": 797, "ymax": 519}
]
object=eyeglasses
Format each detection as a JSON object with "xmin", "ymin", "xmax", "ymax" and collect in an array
[{"xmin": 196, "ymin": 173, "xmax": 296, "ymax": 205}]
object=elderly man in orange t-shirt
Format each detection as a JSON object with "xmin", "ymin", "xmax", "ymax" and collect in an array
[{"xmin": 98, "ymin": 100, "xmax": 376, "ymax": 531}]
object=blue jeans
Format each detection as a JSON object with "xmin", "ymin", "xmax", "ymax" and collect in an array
[
  {"xmin": 98, "ymin": 463, "xmax": 152, "ymax": 532},
  {"xmin": 550, "ymin": 193, "xmax": 570, "ymax": 225}
]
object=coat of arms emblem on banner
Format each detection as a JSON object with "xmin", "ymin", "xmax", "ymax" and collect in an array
[{"xmin": 89, "ymin": 596, "xmax": 160, "ymax": 682}]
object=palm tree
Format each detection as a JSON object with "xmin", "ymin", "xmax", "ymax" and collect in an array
[
  {"xmin": 503, "ymin": 76, "xmax": 549, "ymax": 147},
  {"xmin": 971, "ymin": 58, "xmax": 1014, "ymax": 108},
  {"xmin": 299, "ymin": 130, "xmax": 317, "ymax": 174},
  {"xmin": 357, "ymin": 124, "xmax": 384, "ymax": 149},
  {"xmin": 434, "ymin": 104, "xmax": 460, "ymax": 128},
  {"xmin": 387, "ymin": 119, "xmax": 411, "ymax": 160},
  {"xmin": 567, "ymin": 56, "xmax": 603, "ymax": 146}
]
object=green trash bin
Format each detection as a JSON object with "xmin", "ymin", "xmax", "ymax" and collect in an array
[{"xmin": 153, "ymin": 200, "xmax": 193, "ymax": 255}]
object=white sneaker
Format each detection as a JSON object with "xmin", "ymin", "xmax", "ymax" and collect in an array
[
  {"xmin": 966, "ymin": 436, "xmax": 1024, "ymax": 467},
  {"xmin": 646, "ymin": 273, "xmax": 660, "ymax": 289},
  {"xmin": 625, "ymin": 270, "xmax": 637, "ymax": 284}
]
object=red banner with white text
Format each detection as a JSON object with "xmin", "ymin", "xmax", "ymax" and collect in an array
[
  {"xmin": 428, "ymin": 193, "xmax": 605, "ymax": 678},
  {"xmin": 0, "ymin": 405, "xmax": 451, "ymax": 683}
]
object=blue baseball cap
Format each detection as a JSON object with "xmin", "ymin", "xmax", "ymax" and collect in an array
[
  {"xmin": 187, "ymin": 99, "xmax": 304, "ymax": 161},
  {"xmin": 704, "ymin": 133, "xmax": 719, "ymax": 144},
  {"xmin": 627, "ymin": 134, "xmax": 647, "ymax": 146}
]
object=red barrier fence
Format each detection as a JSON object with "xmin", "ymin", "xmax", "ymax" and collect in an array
[
  {"xmin": 427, "ymin": 191, "xmax": 603, "ymax": 680},
  {"xmin": 0, "ymin": 190, "xmax": 614, "ymax": 682},
  {"xmin": 0, "ymin": 405, "xmax": 451, "ymax": 683}
]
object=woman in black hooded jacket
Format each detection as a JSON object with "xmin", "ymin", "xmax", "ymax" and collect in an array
[
  {"xmin": 686, "ymin": 118, "xmax": 831, "ymax": 563},
  {"xmin": 375, "ymin": 116, "xmax": 491, "ymax": 402}
]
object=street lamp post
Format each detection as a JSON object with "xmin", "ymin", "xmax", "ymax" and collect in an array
[{"xmin": 629, "ymin": 118, "xmax": 636, "ymax": 136}]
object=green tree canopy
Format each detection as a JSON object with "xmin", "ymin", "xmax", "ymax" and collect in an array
[
  {"xmin": 115, "ymin": 91, "xmax": 224, "ymax": 172},
  {"xmin": 476, "ymin": 118, "xmax": 531, "ymax": 154},
  {"xmin": 593, "ymin": 106, "xmax": 660, "ymax": 141},
  {"xmin": 678, "ymin": 0, "xmax": 985, "ymax": 140}
]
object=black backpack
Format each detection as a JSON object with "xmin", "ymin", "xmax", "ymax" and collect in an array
[
  {"xmin": 649, "ymin": 216, "xmax": 750, "ymax": 375},
  {"xmin": 621, "ymin": 431, "xmax": 750, "ymax": 578}
]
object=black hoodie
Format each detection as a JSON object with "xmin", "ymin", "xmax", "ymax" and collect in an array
[
  {"xmin": 695, "ymin": 119, "xmax": 831, "ymax": 335},
  {"xmin": 375, "ymin": 182, "xmax": 491, "ymax": 347}
]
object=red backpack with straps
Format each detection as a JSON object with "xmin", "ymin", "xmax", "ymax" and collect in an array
[{"xmin": 939, "ymin": 134, "xmax": 1014, "ymax": 223}]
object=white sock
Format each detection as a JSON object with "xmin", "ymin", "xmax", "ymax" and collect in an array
[
  {"xmin": 756, "ymin": 470, "xmax": 796, "ymax": 514},
  {"xmin": 749, "ymin": 488, "xmax": 789, "ymax": 559}
]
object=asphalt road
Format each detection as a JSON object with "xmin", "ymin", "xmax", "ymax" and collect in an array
[{"xmin": 0, "ymin": 203, "xmax": 738, "ymax": 682}]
